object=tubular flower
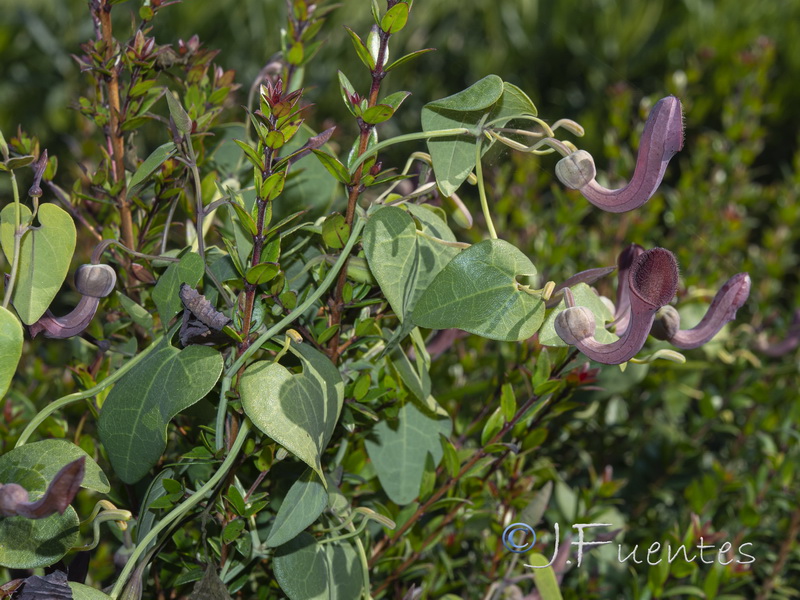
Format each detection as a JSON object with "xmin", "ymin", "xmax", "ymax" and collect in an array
[{"xmin": 555, "ymin": 96, "xmax": 684, "ymax": 213}]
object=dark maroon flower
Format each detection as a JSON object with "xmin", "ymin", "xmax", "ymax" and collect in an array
[{"xmin": 555, "ymin": 96, "xmax": 684, "ymax": 213}]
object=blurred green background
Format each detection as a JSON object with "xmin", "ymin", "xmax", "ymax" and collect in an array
[{"xmin": 1, "ymin": 0, "xmax": 798, "ymax": 597}]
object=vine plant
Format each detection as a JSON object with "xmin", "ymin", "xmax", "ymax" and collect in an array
[{"xmin": 0, "ymin": 1, "xmax": 752, "ymax": 598}]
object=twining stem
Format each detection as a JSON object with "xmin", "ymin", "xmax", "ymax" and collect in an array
[
  {"xmin": 346, "ymin": 127, "xmax": 472, "ymax": 174},
  {"xmin": 15, "ymin": 329, "xmax": 171, "ymax": 447},
  {"xmin": 110, "ymin": 419, "xmax": 252, "ymax": 599},
  {"xmin": 184, "ymin": 136, "xmax": 205, "ymax": 263},
  {"xmin": 2, "ymin": 171, "xmax": 23, "ymax": 309},
  {"xmin": 214, "ymin": 217, "xmax": 366, "ymax": 451},
  {"xmin": 475, "ymin": 136, "xmax": 498, "ymax": 239},
  {"xmin": 97, "ymin": 0, "xmax": 134, "ymax": 252}
]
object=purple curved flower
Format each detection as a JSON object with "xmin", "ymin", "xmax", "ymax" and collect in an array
[
  {"xmin": 650, "ymin": 273, "xmax": 751, "ymax": 349},
  {"xmin": 555, "ymin": 248, "xmax": 679, "ymax": 364},
  {"xmin": 555, "ymin": 96, "xmax": 684, "ymax": 213}
]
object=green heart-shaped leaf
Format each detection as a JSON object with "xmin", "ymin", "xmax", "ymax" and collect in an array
[
  {"xmin": 0, "ymin": 203, "xmax": 76, "ymax": 324},
  {"xmin": 365, "ymin": 400, "xmax": 452, "ymax": 505},
  {"xmin": 363, "ymin": 205, "xmax": 459, "ymax": 326},
  {"xmin": 413, "ymin": 239, "xmax": 545, "ymax": 341},
  {"xmin": 98, "ymin": 341, "xmax": 223, "ymax": 483},
  {"xmin": 240, "ymin": 342, "xmax": 344, "ymax": 481}
]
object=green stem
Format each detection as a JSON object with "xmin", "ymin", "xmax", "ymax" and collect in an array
[
  {"xmin": 2, "ymin": 171, "xmax": 22, "ymax": 309},
  {"xmin": 347, "ymin": 128, "xmax": 472, "ymax": 175},
  {"xmin": 185, "ymin": 138, "xmax": 205, "ymax": 263},
  {"xmin": 475, "ymin": 137, "xmax": 497, "ymax": 239},
  {"xmin": 15, "ymin": 331, "xmax": 169, "ymax": 447},
  {"xmin": 214, "ymin": 216, "xmax": 366, "ymax": 451},
  {"xmin": 110, "ymin": 419, "xmax": 252, "ymax": 599}
]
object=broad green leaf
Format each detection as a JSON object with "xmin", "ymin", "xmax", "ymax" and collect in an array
[
  {"xmin": 0, "ymin": 203, "xmax": 76, "ymax": 325},
  {"xmin": 0, "ymin": 508, "xmax": 78, "ymax": 569},
  {"xmin": 413, "ymin": 239, "xmax": 545, "ymax": 341},
  {"xmin": 128, "ymin": 142, "xmax": 176, "ymax": 194},
  {"xmin": 69, "ymin": 583, "xmax": 113, "ymax": 599},
  {"xmin": 241, "ymin": 342, "xmax": 344, "ymax": 481},
  {"xmin": 0, "ymin": 305, "xmax": 23, "ymax": 397},
  {"xmin": 151, "ymin": 251, "xmax": 204, "ymax": 325},
  {"xmin": 0, "ymin": 440, "xmax": 108, "ymax": 569},
  {"xmin": 490, "ymin": 82, "xmax": 538, "ymax": 122},
  {"xmin": 266, "ymin": 469, "xmax": 328, "ymax": 547},
  {"xmin": 538, "ymin": 283, "xmax": 617, "ymax": 347},
  {"xmin": 526, "ymin": 553, "xmax": 564, "ymax": 600},
  {"xmin": 273, "ymin": 533, "xmax": 363, "ymax": 600},
  {"xmin": 362, "ymin": 205, "xmax": 459, "ymax": 324},
  {"xmin": 365, "ymin": 400, "xmax": 452, "ymax": 505},
  {"xmin": 0, "ymin": 439, "xmax": 110, "ymax": 493},
  {"xmin": 421, "ymin": 75, "xmax": 503, "ymax": 196},
  {"xmin": 98, "ymin": 341, "xmax": 223, "ymax": 483},
  {"xmin": 273, "ymin": 533, "xmax": 330, "ymax": 600}
]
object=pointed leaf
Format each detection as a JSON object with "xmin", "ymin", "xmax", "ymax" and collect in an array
[
  {"xmin": 0, "ymin": 203, "xmax": 76, "ymax": 324},
  {"xmin": 165, "ymin": 91, "xmax": 192, "ymax": 135},
  {"xmin": 312, "ymin": 149, "xmax": 350, "ymax": 184},
  {"xmin": 365, "ymin": 401, "xmax": 452, "ymax": 505},
  {"xmin": 344, "ymin": 26, "xmax": 375, "ymax": 70},
  {"xmin": 385, "ymin": 48, "xmax": 435, "ymax": 72},
  {"xmin": 266, "ymin": 469, "xmax": 328, "ymax": 548},
  {"xmin": 421, "ymin": 75, "xmax": 504, "ymax": 196},
  {"xmin": 363, "ymin": 205, "xmax": 459, "ymax": 324},
  {"xmin": 337, "ymin": 71, "xmax": 358, "ymax": 117},
  {"xmin": 240, "ymin": 342, "xmax": 344, "ymax": 481},
  {"xmin": 98, "ymin": 342, "xmax": 223, "ymax": 483},
  {"xmin": 233, "ymin": 139, "xmax": 265, "ymax": 171},
  {"xmin": 273, "ymin": 533, "xmax": 328, "ymax": 600},
  {"xmin": 413, "ymin": 239, "xmax": 545, "ymax": 341},
  {"xmin": 380, "ymin": 90, "xmax": 411, "ymax": 111},
  {"xmin": 128, "ymin": 142, "xmax": 176, "ymax": 194}
]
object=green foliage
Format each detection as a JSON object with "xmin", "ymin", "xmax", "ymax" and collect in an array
[{"xmin": 0, "ymin": 0, "xmax": 797, "ymax": 599}]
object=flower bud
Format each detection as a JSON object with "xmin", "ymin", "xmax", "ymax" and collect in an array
[
  {"xmin": 555, "ymin": 306, "xmax": 596, "ymax": 345},
  {"xmin": 651, "ymin": 305, "xmax": 681, "ymax": 340},
  {"xmin": 75, "ymin": 264, "xmax": 117, "ymax": 298},
  {"xmin": 555, "ymin": 150, "xmax": 596, "ymax": 190}
]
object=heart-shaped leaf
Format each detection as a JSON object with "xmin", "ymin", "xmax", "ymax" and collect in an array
[
  {"xmin": 413, "ymin": 239, "xmax": 545, "ymax": 341},
  {"xmin": 273, "ymin": 532, "xmax": 363, "ymax": 600},
  {"xmin": 98, "ymin": 341, "xmax": 223, "ymax": 483},
  {"xmin": 421, "ymin": 75, "xmax": 503, "ymax": 197},
  {"xmin": 266, "ymin": 469, "xmax": 328, "ymax": 548},
  {"xmin": 240, "ymin": 342, "xmax": 344, "ymax": 481},
  {"xmin": 363, "ymin": 205, "xmax": 459, "ymax": 324},
  {"xmin": 0, "ymin": 441, "xmax": 108, "ymax": 569},
  {"xmin": 0, "ymin": 203, "xmax": 76, "ymax": 324},
  {"xmin": 365, "ymin": 400, "xmax": 452, "ymax": 505},
  {"xmin": 0, "ymin": 306, "xmax": 23, "ymax": 398}
]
